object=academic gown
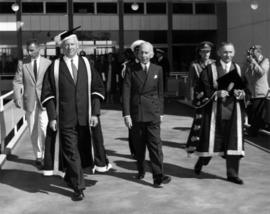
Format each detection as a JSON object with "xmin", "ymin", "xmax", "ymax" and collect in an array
[
  {"xmin": 41, "ymin": 56, "xmax": 105, "ymax": 176},
  {"xmin": 187, "ymin": 62, "xmax": 248, "ymax": 157}
]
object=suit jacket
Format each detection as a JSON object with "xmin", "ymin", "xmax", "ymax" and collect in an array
[
  {"xmin": 122, "ymin": 62, "xmax": 164, "ymax": 122},
  {"xmin": 13, "ymin": 56, "xmax": 51, "ymax": 112}
]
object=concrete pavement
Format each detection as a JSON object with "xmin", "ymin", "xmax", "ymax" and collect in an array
[{"xmin": 0, "ymin": 100, "xmax": 270, "ymax": 214}]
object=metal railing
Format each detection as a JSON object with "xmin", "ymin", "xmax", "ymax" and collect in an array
[{"xmin": 0, "ymin": 90, "xmax": 27, "ymax": 168}]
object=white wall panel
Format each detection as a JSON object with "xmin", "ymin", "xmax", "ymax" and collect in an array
[
  {"xmin": 227, "ymin": 0, "xmax": 270, "ymax": 63},
  {"xmin": 173, "ymin": 15, "xmax": 217, "ymax": 30},
  {"xmin": 74, "ymin": 15, "xmax": 118, "ymax": 31},
  {"xmin": 124, "ymin": 15, "xmax": 167, "ymax": 30},
  {"xmin": 40, "ymin": 16, "xmax": 50, "ymax": 30}
]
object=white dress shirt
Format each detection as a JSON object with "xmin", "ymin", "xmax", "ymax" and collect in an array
[
  {"xmin": 31, "ymin": 55, "xmax": 41, "ymax": 73},
  {"xmin": 220, "ymin": 60, "xmax": 232, "ymax": 73},
  {"xmin": 141, "ymin": 62, "xmax": 150, "ymax": 73},
  {"xmin": 63, "ymin": 55, "xmax": 79, "ymax": 79}
]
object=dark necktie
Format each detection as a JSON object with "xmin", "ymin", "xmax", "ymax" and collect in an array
[
  {"xmin": 71, "ymin": 59, "xmax": 77, "ymax": 83},
  {"xmin": 143, "ymin": 64, "xmax": 147, "ymax": 74},
  {"xmin": 33, "ymin": 60, "xmax": 37, "ymax": 80}
]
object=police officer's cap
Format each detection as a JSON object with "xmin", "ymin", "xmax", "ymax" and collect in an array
[{"xmin": 198, "ymin": 41, "xmax": 213, "ymax": 51}]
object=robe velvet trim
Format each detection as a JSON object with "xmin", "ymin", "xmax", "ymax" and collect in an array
[
  {"xmin": 194, "ymin": 63, "xmax": 245, "ymax": 157},
  {"xmin": 52, "ymin": 56, "xmax": 94, "ymax": 174}
]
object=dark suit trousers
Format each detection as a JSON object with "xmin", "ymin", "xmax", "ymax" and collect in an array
[
  {"xmin": 196, "ymin": 156, "xmax": 240, "ymax": 178},
  {"xmin": 91, "ymin": 117, "xmax": 109, "ymax": 167},
  {"xmin": 196, "ymin": 119, "xmax": 241, "ymax": 178},
  {"xmin": 60, "ymin": 126, "xmax": 85, "ymax": 191},
  {"xmin": 131, "ymin": 121, "xmax": 163, "ymax": 178}
]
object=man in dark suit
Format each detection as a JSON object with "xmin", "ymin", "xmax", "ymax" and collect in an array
[
  {"xmin": 122, "ymin": 41, "xmax": 171, "ymax": 187},
  {"xmin": 41, "ymin": 33, "xmax": 105, "ymax": 200}
]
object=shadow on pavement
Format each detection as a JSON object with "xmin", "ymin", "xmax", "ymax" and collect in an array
[
  {"xmin": 106, "ymin": 148, "xmax": 225, "ymax": 182},
  {"xmin": 0, "ymin": 169, "xmax": 97, "ymax": 199},
  {"xmin": 7, "ymin": 154, "xmax": 36, "ymax": 167}
]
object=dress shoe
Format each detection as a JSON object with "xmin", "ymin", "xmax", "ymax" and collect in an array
[
  {"xmin": 35, "ymin": 159, "xmax": 43, "ymax": 170},
  {"xmin": 227, "ymin": 177, "xmax": 244, "ymax": 185},
  {"xmin": 134, "ymin": 173, "xmax": 145, "ymax": 180},
  {"xmin": 153, "ymin": 175, "xmax": 171, "ymax": 188},
  {"xmin": 194, "ymin": 162, "xmax": 203, "ymax": 175},
  {"xmin": 72, "ymin": 190, "xmax": 85, "ymax": 201}
]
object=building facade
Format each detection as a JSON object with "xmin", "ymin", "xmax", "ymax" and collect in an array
[{"xmin": 0, "ymin": 0, "xmax": 224, "ymax": 75}]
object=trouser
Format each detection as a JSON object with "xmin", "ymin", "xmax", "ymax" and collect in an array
[
  {"xmin": 25, "ymin": 103, "xmax": 48, "ymax": 160},
  {"xmin": 60, "ymin": 126, "xmax": 85, "ymax": 191},
  {"xmin": 128, "ymin": 129, "xmax": 136, "ymax": 156},
  {"xmin": 131, "ymin": 121, "xmax": 163, "ymax": 178},
  {"xmin": 91, "ymin": 117, "xmax": 109, "ymax": 167},
  {"xmin": 195, "ymin": 156, "xmax": 240, "ymax": 178},
  {"xmin": 247, "ymin": 98, "xmax": 265, "ymax": 134}
]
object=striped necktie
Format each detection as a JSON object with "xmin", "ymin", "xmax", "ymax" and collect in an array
[
  {"xmin": 143, "ymin": 64, "xmax": 147, "ymax": 74},
  {"xmin": 71, "ymin": 59, "xmax": 77, "ymax": 83}
]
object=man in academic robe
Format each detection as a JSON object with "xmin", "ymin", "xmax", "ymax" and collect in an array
[
  {"xmin": 41, "ymin": 33, "xmax": 104, "ymax": 201},
  {"xmin": 13, "ymin": 39, "xmax": 51, "ymax": 168},
  {"xmin": 192, "ymin": 42, "xmax": 248, "ymax": 185},
  {"xmin": 122, "ymin": 41, "xmax": 171, "ymax": 187}
]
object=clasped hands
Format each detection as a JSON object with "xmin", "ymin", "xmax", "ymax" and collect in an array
[
  {"xmin": 49, "ymin": 116, "xmax": 99, "ymax": 131},
  {"xmin": 217, "ymin": 89, "xmax": 245, "ymax": 100}
]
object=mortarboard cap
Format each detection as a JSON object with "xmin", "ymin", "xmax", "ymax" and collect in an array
[
  {"xmin": 198, "ymin": 41, "xmax": 213, "ymax": 51},
  {"xmin": 58, "ymin": 26, "xmax": 81, "ymax": 43},
  {"xmin": 156, "ymin": 48, "xmax": 165, "ymax": 54},
  {"xmin": 130, "ymin": 40, "xmax": 145, "ymax": 52}
]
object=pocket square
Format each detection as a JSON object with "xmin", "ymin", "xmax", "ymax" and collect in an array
[{"xmin": 154, "ymin": 75, "xmax": 158, "ymax": 79}]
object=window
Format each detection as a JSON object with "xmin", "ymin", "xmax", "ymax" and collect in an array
[
  {"xmin": 139, "ymin": 31, "xmax": 167, "ymax": 44},
  {"xmin": 96, "ymin": 3, "xmax": 117, "ymax": 14},
  {"xmin": 195, "ymin": 3, "xmax": 215, "ymax": 14},
  {"xmin": 22, "ymin": 2, "xmax": 43, "ymax": 13},
  {"xmin": 173, "ymin": 3, "xmax": 193, "ymax": 14},
  {"xmin": 146, "ymin": 2, "xmax": 166, "ymax": 14},
  {"xmin": 172, "ymin": 30, "xmax": 216, "ymax": 43},
  {"xmin": 124, "ymin": 3, "xmax": 144, "ymax": 14},
  {"xmin": 46, "ymin": 2, "xmax": 67, "ymax": 13},
  {"xmin": 74, "ymin": 3, "xmax": 94, "ymax": 14},
  {"xmin": 0, "ymin": 2, "xmax": 13, "ymax": 14}
]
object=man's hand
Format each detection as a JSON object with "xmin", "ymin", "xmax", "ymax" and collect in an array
[
  {"xmin": 49, "ymin": 120, "xmax": 57, "ymax": 131},
  {"xmin": 124, "ymin": 116, "xmax": 132, "ymax": 129},
  {"xmin": 160, "ymin": 115, "xmax": 164, "ymax": 122},
  {"xmin": 14, "ymin": 99, "xmax": 22, "ymax": 108},
  {"xmin": 234, "ymin": 89, "xmax": 245, "ymax": 100},
  {"xmin": 90, "ymin": 116, "xmax": 99, "ymax": 127},
  {"xmin": 217, "ymin": 90, "xmax": 229, "ymax": 98}
]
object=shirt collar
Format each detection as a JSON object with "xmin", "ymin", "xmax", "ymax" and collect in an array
[
  {"xmin": 64, "ymin": 54, "xmax": 79, "ymax": 62},
  {"xmin": 141, "ymin": 62, "xmax": 150, "ymax": 69},
  {"xmin": 220, "ymin": 60, "xmax": 231, "ymax": 72},
  {"xmin": 31, "ymin": 55, "xmax": 40, "ymax": 62}
]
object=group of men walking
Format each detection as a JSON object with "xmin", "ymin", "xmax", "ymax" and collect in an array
[{"xmin": 12, "ymin": 29, "xmax": 268, "ymax": 201}]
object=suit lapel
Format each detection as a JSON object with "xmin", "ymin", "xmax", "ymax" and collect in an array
[
  {"xmin": 141, "ymin": 63, "xmax": 155, "ymax": 92},
  {"xmin": 133, "ymin": 63, "xmax": 146, "ymax": 85},
  {"xmin": 25, "ymin": 61, "xmax": 36, "ymax": 83}
]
